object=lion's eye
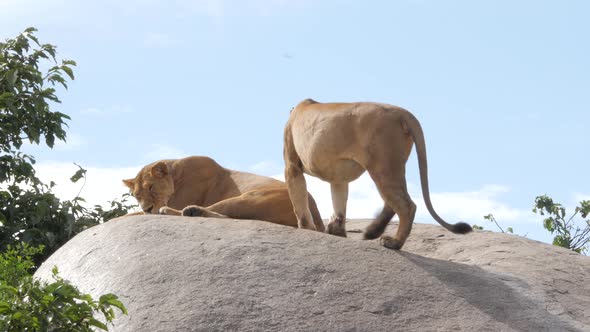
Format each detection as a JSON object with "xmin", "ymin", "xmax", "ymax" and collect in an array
[{"xmin": 149, "ymin": 184, "xmax": 154, "ymax": 192}]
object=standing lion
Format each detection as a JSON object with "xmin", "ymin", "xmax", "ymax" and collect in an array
[{"xmin": 283, "ymin": 99, "xmax": 471, "ymax": 250}]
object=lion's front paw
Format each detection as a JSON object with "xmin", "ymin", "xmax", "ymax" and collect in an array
[
  {"xmin": 159, "ymin": 206, "xmax": 181, "ymax": 215},
  {"xmin": 327, "ymin": 214, "xmax": 347, "ymax": 237},
  {"xmin": 327, "ymin": 221, "xmax": 347, "ymax": 237},
  {"xmin": 297, "ymin": 215, "xmax": 317, "ymax": 231},
  {"xmin": 182, "ymin": 206, "xmax": 205, "ymax": 217},
  {"xmin": 380, "ymin": 235, "xmax": 403, "ymax": 250}
]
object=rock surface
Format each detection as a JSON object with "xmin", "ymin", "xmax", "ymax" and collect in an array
[{"xmin": 35, "ymin": 216, "xmax": 590, "ymax": 331}]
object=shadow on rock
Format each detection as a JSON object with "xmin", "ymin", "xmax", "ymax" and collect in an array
[{"xmin": 398, "ymin": 251, "xmax": 580, "ymax": 332}]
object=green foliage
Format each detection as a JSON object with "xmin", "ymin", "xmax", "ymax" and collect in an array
[
  {"xmin": 0, "ymin": 28, "xmax": 132, "ymax": 330},
  {"xmin": 0, "ymin": 247, "xmax": 127, "ymax": 331},
  {"xmin": 483, "ymin": 213, "xmax": 513, "ymax": 234},
  {"xmin": 0, "ymin": 27, "xmax": 75, "ymax": 153},
  {"xmin": 0, "ymin": 170, "xmax": 134, "ymax": 265},
  {"xmin": 0, "ymin": 243, "xmax": 44, "ymax": 287},
  {"xmin": 0, "ymin": 28, "xmax": 136, "ymax": 265},
  {"xmin": 533, "ymin": 195, "xmax": 590, "ymax": 254},
  {"xmin": 79, "ymin": 193, "xmax": 136, "ymax": 226},
  {"xmin": 472, "ymin": 224, "xmax": 484, "ymax": 231}
]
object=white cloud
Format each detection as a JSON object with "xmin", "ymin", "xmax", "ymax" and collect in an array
[
  {"xmin": 423, "ymin": 186, "xmax": 531, "ymax": 224},
  {"xmin": 34, "ymin": 162, "xmax": 140, "ymax": 209},
  {"xmin": 272, "ymin": 173, "xmax": 388, "ymax": 219},
  {"xmin": 273, "ymin": 172, "xmax": 533, "ymax": 226}
]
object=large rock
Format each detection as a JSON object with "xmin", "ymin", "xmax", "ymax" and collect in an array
[{"xmin": 34, "ymin": 216, "xmax": 590, "ymax": 331}]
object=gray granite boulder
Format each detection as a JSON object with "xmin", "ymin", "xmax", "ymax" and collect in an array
[{"xmin": 34, "ymin": 216, "xmax": 590, "ymax": 331}]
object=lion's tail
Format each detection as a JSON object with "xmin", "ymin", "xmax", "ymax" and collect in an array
[{"xmin": 403, "ymin": 112, "xmax": 472, "ymax": 234}]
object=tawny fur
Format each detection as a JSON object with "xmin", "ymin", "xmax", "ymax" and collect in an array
[
  {"xmin": 122, "ymin": 156, "xmax": 325, "ymax": 231},
  {"xmin": 283, "ymin": 99, "xmax": 471, "ymax": 250}
]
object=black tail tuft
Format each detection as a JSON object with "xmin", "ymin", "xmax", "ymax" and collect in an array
[{"xmin": 452, "ymin": 222, "xmax": 473, "ymax": 234}]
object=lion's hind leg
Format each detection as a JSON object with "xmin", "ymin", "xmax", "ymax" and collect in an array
[
  {"xmin": 364, "ymin": 204, "xmax": 395, "ymax": 240},
  {"xmin": 182, "ymin": 205, "xmax": 229, "ymax": 218},
  {"xmin": 367, "ymin": 168, "xmax": 416, "ymax": 250}
]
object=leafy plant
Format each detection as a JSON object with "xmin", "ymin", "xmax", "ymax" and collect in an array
[
  {"xmin": 471, "ymin": 224, "xmax": 484, "ymax": 231},
  {"xmin": 483, "ymin": 213, "xmax": 513, "ymax": 234},
  {"xmin": 0, "ymin": 246, "xmax": 127, "ymax": 331},
  {"xmin": 473, "ymin": 214, "xmax": 514, "ymax": 233},
  {"xmin": 533, "ymin": 195, "xmax": 590, "ymax": 254},
  {"xmin": 0, "ymin": 243, "xmax": 44, "ymax": 288},
  {"xmin": 0, "ymin": 27, "xmax": 74, "ymax": 154},
  {"xmin": 0, "ymin": 164, "xmax": 135, "ymax": 266},
  {"xmin": 0, "ymin": 28, "xmax": 135, "ymax": 265},
  {"xmin": 0, "ymin": 28, "xmax": 131, "ymax": 330}
]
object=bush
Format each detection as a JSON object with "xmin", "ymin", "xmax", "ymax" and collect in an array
[
  {"xmin": 1, "ymin": 28, "xmax": 132, "ymax": 330},
  {"xmin": 534, "ymin": 195, "xmax": 590, "ymax": 254},
  {"xmin": 0, "ymin": 163, "xmax": 135, "ymax": 266},
  {"xmin": 0, "ymin": 27, "xmax": 135, "ymax": 265},
  {"xmin": 473, "ymin": 214, "xmax": 513, "ymax": 234},
  {"xmin": 0, "ymin": 244, "xmax": 127, "ymax": 331}
]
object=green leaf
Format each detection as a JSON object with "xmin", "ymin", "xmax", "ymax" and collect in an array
[
  {"xmin": 543, "ymin": 218, "xmax": 555, "ymax": 233},
  {"xmin": 0, "ymin": 301, "xmax": 10, "ymax": 314},
  {"xmin": 6, "ymin": 69, "xmax": 18, "ymax": 86},
  {"xmin": 61, "ymin": 65, "xmax": 75, "ymax": 80},
  {"xmin": 54, "ymin": 284, "xmax": 77, "ymax": 298},
  {"xmin": 88, "ymin": 318, "xmax": 108, "ymax": 330},
  {"xmin": 106, "ymin": 298, "xmax": 127, "ymax": 315},
  {"xmin": 56, "ymin": 112, "xmax": 72, "ymax": 120},
  {"xmin": 98, "ymin": 293, "xmax": 117, "ymax": 305},
  {"xmin": 44, "ymin": 282, "xmax": 59, "ymax": 294},
  {"xmin": 580, "ymin": 200, "xmax": 590, "ymax": 218},
  {"xmin": 45, "ymin": 133, "xmax": 55, "ymax": 148},
  {"xmin": 0, "ymin": 285, "xmax": 18, "ymax": 296},
  {"xmin": 552, "ymin": 235, "xmax": 571, "ymax": 249},
  {"xmin": 70, "ymin": 165, "xmax": 87, "ymax": 183}
]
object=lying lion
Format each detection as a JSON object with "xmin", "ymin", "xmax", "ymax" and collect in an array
[
  {"xmin": 122, "ymin": 156, "xmax": 325, "ymax": 231},
  {"xmin": 283, "ymin": 99, "xmax": 472, "ymax": 250}
]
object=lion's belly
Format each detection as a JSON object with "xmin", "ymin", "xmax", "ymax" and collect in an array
[
  {"xmin": 292, "ymin": 112, "xmax": 367, "ymax": 182},
  {"xmin": 304, "ymin": 158, "xmax": 365, "ymax": 183}
]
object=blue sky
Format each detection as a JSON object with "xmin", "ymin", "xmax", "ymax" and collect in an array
[{"xmin": 1, "ymin": 0, "xmax": 588, "ymax": 244}]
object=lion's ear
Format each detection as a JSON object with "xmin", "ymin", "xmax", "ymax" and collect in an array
[
  {"xmin": 122, "ymin": 178, "xmax": 135, "ymax": 189},
  {"xmin": 150, "ymin": 161, "xmax": 169, "ymax": 178}
]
